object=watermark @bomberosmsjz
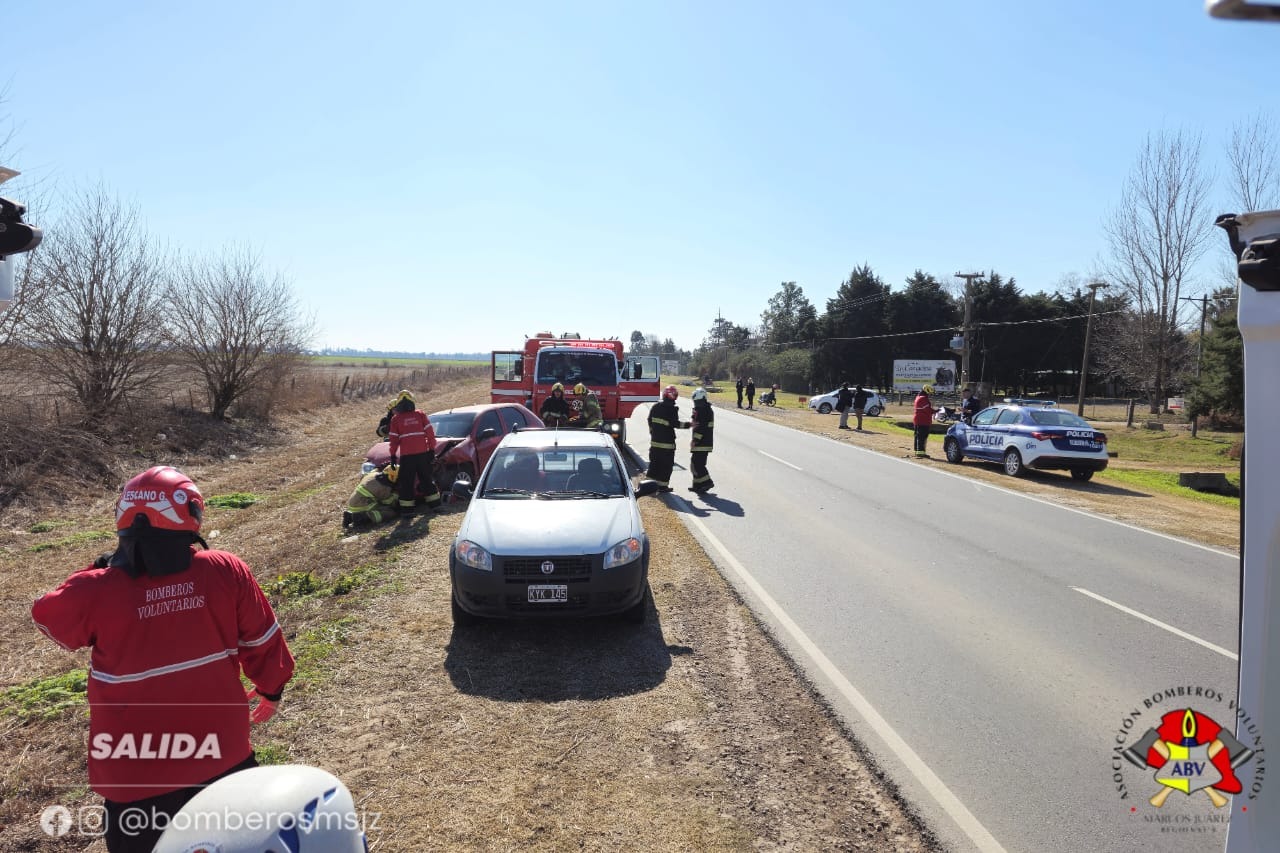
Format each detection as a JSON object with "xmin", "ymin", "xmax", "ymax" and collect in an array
[
  {"xmin": 1111, "ymin": 684, "xmax": 1266, "ymax": 836},
  {"xmin": 39, "ymin": 801, "xmax": 382, "ymax": 840}
]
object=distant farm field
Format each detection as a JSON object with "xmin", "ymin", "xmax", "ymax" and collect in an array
[{"xmin": 309, "ymin": 355, "xmax": 487, "ymax": 368}]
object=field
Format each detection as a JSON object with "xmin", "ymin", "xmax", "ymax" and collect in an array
[{"xmin": 308, "ymin": 355, "xmax": 488, "ymax": 368}]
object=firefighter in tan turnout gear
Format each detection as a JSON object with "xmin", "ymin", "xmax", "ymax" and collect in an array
[
  {"xmin": 636, "ymin": 384, "xmax": 689, "ymax": 497},
  {"xmin": 343, "ymin": 466, "xmax": 399, "ymax": 527}
]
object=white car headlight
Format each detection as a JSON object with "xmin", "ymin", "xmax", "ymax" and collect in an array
[
  {"xmin": 455, "ymin": 539, "xmax": 492, "ymax": 571},
  {"xmin": 604, "ymin": 537, "xmax": 642, "ymax": 570}
]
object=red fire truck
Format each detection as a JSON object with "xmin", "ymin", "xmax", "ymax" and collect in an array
[{"xmin": 491, "ymin": 333, "xmax": 662, "ymax": 443}]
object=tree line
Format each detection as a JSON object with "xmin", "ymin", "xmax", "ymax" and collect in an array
[{"xmin": 636, "ymin": 121, "xmax": 1275, "ymax": 419}]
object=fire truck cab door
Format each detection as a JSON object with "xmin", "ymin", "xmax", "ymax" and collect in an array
[
  {"xmin": 491, "ymin": 351, "xmax": 525, "ymax": 404},
  {"xmin": 622, "ymin": 356, "xmax": 660, "ymax": 382}
]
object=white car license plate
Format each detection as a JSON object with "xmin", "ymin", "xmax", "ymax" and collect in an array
[{"xmin": 528, "ymin": 584, "xmax": 568, "ymax": 603}]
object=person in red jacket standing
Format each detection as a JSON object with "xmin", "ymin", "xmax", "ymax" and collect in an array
[
  {"xmin": 387, "ymin": 388, "xmax": 443, "ymax": 513},
  {"xmin": 913, "ymin": 383, "xmax": 939, "ymax": 458},
  {"xmin": 31, "ymin": 466, "xmax": 294, "ymax": 853}
]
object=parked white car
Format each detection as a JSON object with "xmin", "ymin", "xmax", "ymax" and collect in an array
[
  {"xmin": 808, "ymin": 388, "xmax": 885, "ymax": 416},
  {"xmin": 449, "ymin": 428, "xmax": 650, "ymax": 625}
]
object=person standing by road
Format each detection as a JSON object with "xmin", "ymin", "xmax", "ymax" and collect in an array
[
  {"xmin": 388, "ymin": 389, "xmax": 442, "ymax": 513},
  {"xmin": 745, "ymin": 377, "xmax": 756, "ymax": 410},
  {"xmin": 913, "ymin": 384, "xmax": 938, "ymax": 458},
  {"xmin": 736, "ymin": 377, "xmax": 744, "ymax": 409},
  {"xmin": 637, "ymin": 384, "xmax": 689, "ymax": 496},
  {"xmin": 852, "ymin": 384, "xmax": 871, "ymax": 431},
  {"xmin": 540, "ymin": 382, "xmax": 572, "ymax": 427},
  {"xmin": 836, "ymin": 382, "xmax": 854, "ymax": 429},
  {"xmin": 689, "ymin": 387, "xmax": 716, "ymax": 493},
  {"xmin": 961, "ymin": 386, "xmax": 982, "ymax": 424},
  {"xmin": 31, "ymin": 466, "xmax": 295, "ymax": 853}
]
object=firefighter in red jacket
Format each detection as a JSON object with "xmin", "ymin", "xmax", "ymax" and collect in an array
[
  {"xmin": 31, "ymin": 466, "xmax": 295, "ymax": 853},
  {"xmin": 387, "ymin": 388, "xmax": 443, "ymax": 513}
]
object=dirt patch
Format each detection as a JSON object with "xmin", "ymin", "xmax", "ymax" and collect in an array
[{"xmin": 739, "ymin": 401, "xmax": 1240, "ymax": 553}]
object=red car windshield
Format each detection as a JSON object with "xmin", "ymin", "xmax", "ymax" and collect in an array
[{"xmin": 428, "ymin": 412, "xmax": 478, "ymax": 439}]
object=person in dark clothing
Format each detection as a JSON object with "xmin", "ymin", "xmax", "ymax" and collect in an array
[
  {"xmin": 745, "ymin": 378, "xmax": 756, "ymax": 410},
  {"xmin": 540, "ymin": 382, "xmax": 572, "ymax": 427},
  {"xmin": 852, "ymin": 384, "xmax": 872, "ymax": 431},
  {"xmin": 836, "ymin": 383, "xmax": 854, "ymax": 429},
  {"xmin": 636, "ymin": 384, "xmax": 689, "ymax": 496},
  {"xmin": 375, "ymin": 395, "xmax": 396, "ymax": 439},
  {"xmin": 387, "ymin": 389, "xmax": 442, "ymax": 513},
  {"xmin": 961, "ymin": 386, "xmax": 982, "ymax": 425},
  {"xmin": 736, "ymin": 378, "xmax": 744, "ymax": 409},
  {"xmin": 688, "ymin": 387, "xmax": 715, "ymax": 493}
]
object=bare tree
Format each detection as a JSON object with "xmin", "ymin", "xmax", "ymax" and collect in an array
[
  {"xmin": 1102, "ymin": 130, "xmax": 1213, "ymax": 413},
  {"xmin": 1226, "ymin": 112, "xmax": 1280, "ymax": 212},
  {"xmin": 18, "ymin": 187, "xmax": 169, "ymax": 422},
  {"xmin": 167, "ymin": 246, "xmax": 314, "ymax": 420}
]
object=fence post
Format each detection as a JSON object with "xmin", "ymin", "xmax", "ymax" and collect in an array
[{"xmin": 1126, "ymin": 399, "xmax": 1136, "ymax": 428}]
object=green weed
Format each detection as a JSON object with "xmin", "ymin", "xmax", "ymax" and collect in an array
[
  {"xmin": 27, "ymin": 531, "xmax": 114, "ymax": 553},
  {"xmin": 291, "ymin": 617, "xmax": 358, "ymax": 688},
  {"xmin": 331, "ymin": 564, "xmax": 383, "ymax": 596},
  {"xmin": 269, "ymin": 571, "xmax": 323, "ymax": 599},
  {"xmin": 28, "ymin": 520, "xmax": 76, "ymax": 534},
  {"xmin": 1, "ymin": 670, "xmax": 89, "ymax": 721},
  {"xmin": 207, "ymin": 493, "xmax": 260, "ymax": 509},
  {"xmin": 254, "ymin": 742, "xmax": 291, "ymax": 765}
]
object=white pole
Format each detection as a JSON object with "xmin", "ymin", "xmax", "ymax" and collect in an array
[{"xmin": 0, "ymin": 255, "xmax": 13, "ymax": 314}]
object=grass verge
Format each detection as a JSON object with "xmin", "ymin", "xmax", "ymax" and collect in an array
[{"xmin": 1095, "ymin": 469, "xmax": 1242, "ymax": 508}]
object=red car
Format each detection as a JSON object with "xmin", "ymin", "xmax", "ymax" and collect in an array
[{"xmin": 365, "ymin": 402, "xmax": 544, "ymax": 493}]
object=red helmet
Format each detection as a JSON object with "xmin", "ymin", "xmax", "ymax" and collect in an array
[
  {"xmin": 115, "ymin": 466, "xmax": 204, "ymax": 533},
  {"xmin": 662, "ymin": 385, "xmax": 679, "ymax": 401}
]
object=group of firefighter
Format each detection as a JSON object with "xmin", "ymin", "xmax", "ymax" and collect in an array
[
  {"xmin": 344, "ymin": 381, "xmax": 714, "ymax": 527},
  {"xmin": 343, "ymin": 389, "xmax": 443, "ymax": 528}
]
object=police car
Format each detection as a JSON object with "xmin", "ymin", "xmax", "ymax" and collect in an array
[{"xmin": 942, "ymin": 399, "xmax": 1108, "ymax": 481}]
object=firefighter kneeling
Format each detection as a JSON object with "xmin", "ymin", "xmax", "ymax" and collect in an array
[{"xmin": 343, "ymin": 466, "xmax": 400, "ymax": 528}]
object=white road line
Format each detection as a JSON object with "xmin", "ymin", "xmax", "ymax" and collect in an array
[
  {"xmin": 757, "ymin": 450, "xmax": 802, "ymax": 471},
  {"xmin": 681, "ymin": 506, "xmax": 1009, "ymax": 853},
  {"xmin": 1071, "ymin": 587, "xmax": 1239, "ymax": 661}
]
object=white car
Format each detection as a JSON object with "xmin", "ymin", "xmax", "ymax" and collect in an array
[
  {"xmin": 449, "ymin": 429, "xmax": 650, "ymax": 625},
  {"xmin": 808, "ymin": 388, "xmax": 885, "ymax": 416}
]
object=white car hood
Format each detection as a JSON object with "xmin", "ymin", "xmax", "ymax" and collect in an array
[{"xmin": 459, "ymin": 497, "xmax": 640, "ymax": 555}]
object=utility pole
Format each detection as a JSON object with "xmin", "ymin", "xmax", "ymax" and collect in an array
[
  {"xmin": 1076, "ymin": 281, "xmax": 1109, "ymax": 416},
  {"xmin": 954, "ymin": 272, "xmax": 985, "ymax": 389},
  {"xmin": 1177, "ymin": 293, "xmax": 1211, "ymax": 437}
]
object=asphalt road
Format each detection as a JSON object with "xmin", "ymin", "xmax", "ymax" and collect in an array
[{"xmin": 628, "ymin": 400, "xmax": 1242, "ymax": 853}]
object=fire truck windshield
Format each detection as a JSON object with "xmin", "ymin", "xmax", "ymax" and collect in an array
[{"xmin": 535, "ymin": 350, "xmax": 618, "ymax": 386}]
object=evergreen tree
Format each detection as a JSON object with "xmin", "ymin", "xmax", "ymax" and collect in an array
[{"xmin": 1186, "ymin": 288, "xmax": 1243, "ymax": 420}]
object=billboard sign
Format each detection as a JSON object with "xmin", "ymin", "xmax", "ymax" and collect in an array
[{"xmin": 893, "ymin": 359, "xmax": 958, "ymax": 393}]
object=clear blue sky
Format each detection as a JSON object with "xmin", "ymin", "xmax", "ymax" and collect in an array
[{"xmin": 4, "ymin": 1, "xmax": 1276, "ymax": 354}]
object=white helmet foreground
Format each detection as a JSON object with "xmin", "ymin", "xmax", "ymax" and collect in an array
[{"xmin": 154, "ymin": 765, "xmax": 367, "ymax": 853}]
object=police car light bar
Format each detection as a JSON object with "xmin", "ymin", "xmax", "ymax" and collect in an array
[
  {"xmin": 1207, "ymin": 0, "xmax": 1280, "ymax": 20},
  {"xmin": 1001, "ymin": 398, "xmax": 1057, "ymax": 407}
]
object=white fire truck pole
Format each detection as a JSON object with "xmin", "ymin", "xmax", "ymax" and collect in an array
[{"xmin": 1218, "ymin": 208, "xmax": 1280, "ymax": 852}]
